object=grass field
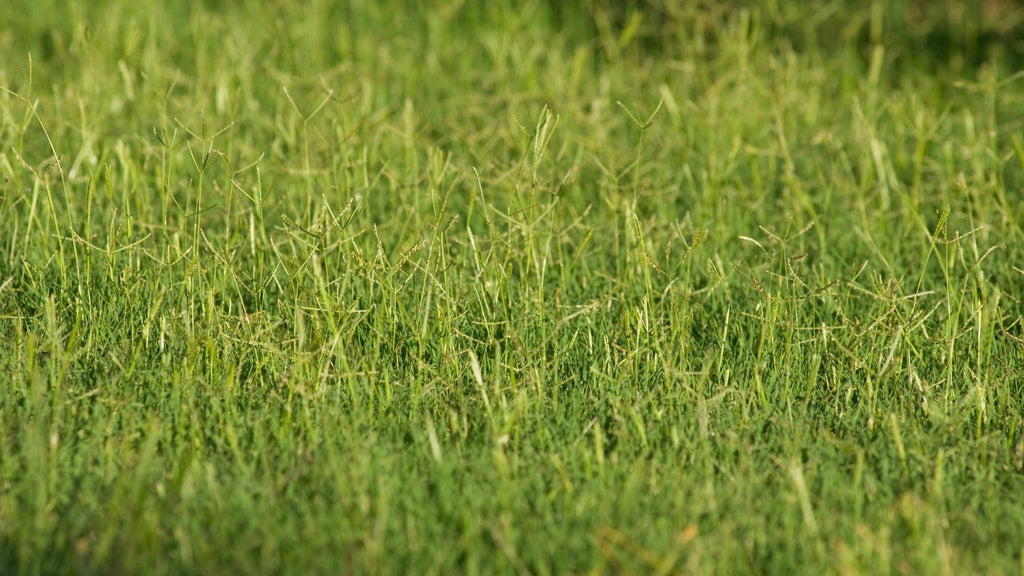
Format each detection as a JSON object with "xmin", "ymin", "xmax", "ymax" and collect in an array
[{"xmin": 2, "ymin": 1, "xmax": 1024, "ymax": 574}]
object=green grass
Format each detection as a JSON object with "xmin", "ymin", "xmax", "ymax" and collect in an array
[{"xmin": 2, "ymin": 1, "xmax": 1024, "ymax": 574}]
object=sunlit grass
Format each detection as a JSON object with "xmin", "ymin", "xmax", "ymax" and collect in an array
[{"xmin": 1, "ymin": 1, "xmax": 1023, "ymax": 574}]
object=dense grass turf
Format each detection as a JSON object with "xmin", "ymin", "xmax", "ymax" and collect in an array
[{"xmin": 2, "ymin": 0, "xmax": 1024, "ymax": 573}]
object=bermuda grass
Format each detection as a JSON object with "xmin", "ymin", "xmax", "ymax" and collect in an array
[{"xmin": 1, "ymin": 1, "xmax": 1023, "ymax": 574}]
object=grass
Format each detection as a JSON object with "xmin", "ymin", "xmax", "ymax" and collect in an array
[{"xmin": 1, "ymin": 0, "xmax": 1023, "ymax": 574}]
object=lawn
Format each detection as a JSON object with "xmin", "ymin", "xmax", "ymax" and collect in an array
[{"xmin": 1, "ymin": 1, "xmax": 1023, "ymax": 574}]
